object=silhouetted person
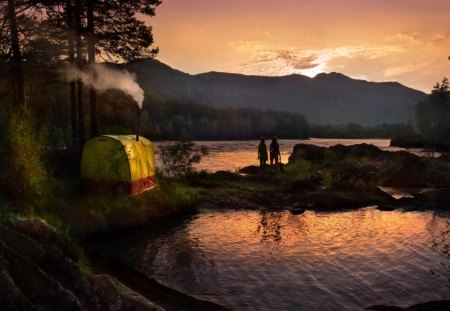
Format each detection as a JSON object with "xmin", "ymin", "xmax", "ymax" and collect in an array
[
  {"xmin": 270, "ymin": 136, "xmax": 281, "ymax": 166},
  {"xmin": 257, "ymin": 137, "xmax": 268, "ymax": 167}
]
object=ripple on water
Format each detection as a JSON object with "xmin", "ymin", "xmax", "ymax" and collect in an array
[{"xmin": 100, "ymin": 209, "xmax": 450, "ymax": 311}]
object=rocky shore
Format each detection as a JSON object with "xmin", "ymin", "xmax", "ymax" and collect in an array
[
  {"xmin": 2, "ymin": 143, "xmax": 449, "ymax": 310},
  {"xmin": 0, "ymin": 217, "xmax": 227, "ymax": 311},
  {"xmin": 194, "ymin": 143, "xmax": 450, "ymax": 214}
]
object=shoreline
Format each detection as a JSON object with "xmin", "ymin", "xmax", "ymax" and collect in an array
[{"xmin": 2, "ymin": 142, "xmax": 449, "ymax": 310}]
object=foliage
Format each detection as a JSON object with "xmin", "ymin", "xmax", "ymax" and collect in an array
[
  {"xmin": 141, "ymin": 98, "xmax": 310, "ymax": 140},
  {"xmin": 40, "ymin": 178, "xmax": 199, "ymax": 235},
  {"xmin": 0, "ymin": 109, "xmax": 47, "ymax": 206},
  {"xmin": 283, "ymin": 159, "xmax": 313, "ymax": 181},
  {"xmin": 159, "ymin": 138, "xmax": 209, "ymax": 179},
  {"xmin": 416, "ymin": 77, "xmax": 450, "ymax": 146},
  {"xmin": 309, "ymin": 122, "xmax": 416, "ymax": 139}
]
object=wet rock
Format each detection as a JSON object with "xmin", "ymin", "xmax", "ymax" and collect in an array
[
  {"xmin": 0, "ymin": 217, "xmax": 166, "ymax": 311},
  {"xmin": 290, "ymin": 208, "xmax": 305, "ymax": 215},
  {"xmin": 366, "ymin": 305, "xmax": 405, "ymax": 311},
  {"xmin": 390, "ymin": 134, "xmax": 426, "ymax": 149},
  {"xmin": 291, "ymin": 179, "xmax": 320, "ymax": 192},
  {"xmin": 414, "ymin": 189, "xmax": 450, "ymax": 210},
  {"xmin": 366, "ymin": 300, "xmax": 450, "ymax": 311},
  {"xmin": 86, "ymin": 274, "xmax": 163, "ymax": 311},
  {"xmin": 239, "ymin": 165, "xmax": 261, "ymax": 174},
  {"xmin": 376, "ymin": 205, "xmax": 397, "ymax": 211}
]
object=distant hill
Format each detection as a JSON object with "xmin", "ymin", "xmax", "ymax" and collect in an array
[{"xmin": 122, "ymin": 59, "xmax": 426, "ymax": 125}]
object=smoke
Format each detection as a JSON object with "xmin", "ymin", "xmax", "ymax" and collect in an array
[{"xmin": 66, "ymin": 64, "xmax": 144, "ymax": 109}]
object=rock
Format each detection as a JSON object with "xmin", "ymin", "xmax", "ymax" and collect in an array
[
  {"xmin": 406, "ymin": 300, "xmax": 450, "ymax": 311},
  {"xmin": 86, "ymin": 274, "xmax": 164, "ymax": 311},
  {"xmin": 376, "ymin": 205, "xmax": 397, "ymax": 211},
  {"xmin": 390, "ymin": 134, "xmax": 425, "ymax": 148},
  {"xmin": 0, "ymin": 217, "xmax": 167, "ymax": 311},
  {"xmin": 439, "ymin": 152, "xmax": 450, "ymax": 162},
  {"xmin": 239, "ymin": 165, "xmax": 262, "ymax": 174},
  {"xmin": 366, "ymin": 300, "xmax": 450, "ymax": 311},
  {"xmin": 288, "ymin": 144, "xmax": 326, "ymax": 163},
  {"xmin": 291, "ymin": 179, "xmax": 320, "ymax": 192},
  {"xmin": 366, "ymin": 305, "xmax": 404, "ymax": 311},
  {"xmin": 290, "ymin": 208, "xmax": 305, "ymax": 215},
  {"xmin": 415, "ymin": 189, "xmax": 450, "ymax": 210},
  {"xmin": 329, "ymin": 143, "xmax": 386, "ymax": 159}
]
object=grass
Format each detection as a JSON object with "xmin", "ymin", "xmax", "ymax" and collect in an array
[{"xmin": 40, "ymin": 178, "xmax": 200, "ymax": 236}]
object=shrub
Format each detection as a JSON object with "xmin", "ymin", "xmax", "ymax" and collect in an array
[
  {"xmin": 0, "ymin": 109, "xmax": 47, "ymax": 206},
  {"xmin": 284, "ymin": 159, "xmax": 313, "ymax": 181},
  {"xmin": 159, "ymin": 138, "xmax": 208, "ymax": 179}
]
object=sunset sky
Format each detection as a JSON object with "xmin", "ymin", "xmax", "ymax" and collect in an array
[{"xmin": 144, "ymin": 0, "xmax": 450, "ymax": 93}]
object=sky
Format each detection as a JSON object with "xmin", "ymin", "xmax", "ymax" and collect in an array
[{"xmin": 143, "ymin": 0, "xmax": 450, "ymax": 92}]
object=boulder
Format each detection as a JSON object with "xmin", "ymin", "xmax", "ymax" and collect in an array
[
  {"xmin": 288, "ymin": 144, "xmax": 326, "ymax": 163},
  {"xmin": 0, "ymin": 218, "xmax": 166, "ymax": 311}
]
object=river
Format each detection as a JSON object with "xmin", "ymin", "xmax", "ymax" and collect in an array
[
  {"xmin": 152, "ymin": 138, "xmax": 437, "ymax": 173},
  {"xmin": 92, "ymin": 139, "xmax": 449, "ymax": 310},
  {"xmin": 92, "ymin": 209, "xmax": 450, "ymax": 310}
]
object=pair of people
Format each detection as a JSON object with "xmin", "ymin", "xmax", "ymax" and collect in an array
[{"xmin": 258, "ymin": 136, "xmax": 280, "ymax": 167}]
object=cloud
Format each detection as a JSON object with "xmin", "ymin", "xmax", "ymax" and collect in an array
[
  {"xmin": 229, "ymin": 44, "xmax": 401, "ymax": 77},
  {"xmin": 384, "ymin": 61, "xmax": 434, "ymax": 77},
  {"xmin": 276, "ymin": 50, "xmax": 319, "ymax": 69},
  {"xmin": 394, "ymin": 32, "xmax": 422, "ymax": 44},
  {"xmin": 390, "ymin": 31, "xmax": 449, "ymax": 46}
]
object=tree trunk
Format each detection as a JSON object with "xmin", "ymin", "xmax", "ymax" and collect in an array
[
  {"xmin": 75, "ymin": 0, "xmax": 85, "ymax": 144},
  {"xmin": 7, "ymin": 0, "xmax": 25, "ymax": 107},
  {"xmin": 87, "ymin": 0, "xmax": 98, "ymax": 137},
  {"xmin": 66, "ymin": 0, "xmax": 78, "ymax": 141}
]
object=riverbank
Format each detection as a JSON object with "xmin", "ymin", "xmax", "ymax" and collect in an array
[
  {"xmin": 0, "ymin": 216, "xmax": 228, "ymax": 310},
  {"xmin": 188, "ymin": 143, "xmax": 450, "ymax": 214},
  {"xmin": 2, "ymin": 143, "xmax": 449, "ymax": 310}
]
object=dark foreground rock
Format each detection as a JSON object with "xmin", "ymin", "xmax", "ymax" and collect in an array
[
  {"xmin": 0, "ymin": 217, "xmax": 227, "ymax": 311},
  {"xmin": 288, "ymin": 143, "xmax": 450, "ymax": 188},
  {"xmin": 366, "ymin": 300, "xmax": 450, "ymax": 311}
]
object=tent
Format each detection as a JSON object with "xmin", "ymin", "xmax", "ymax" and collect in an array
[{"xmin": 81, "ymin": 135, "xmax": 157, "ymax": 195}]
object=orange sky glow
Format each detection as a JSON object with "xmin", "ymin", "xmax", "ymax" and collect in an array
[{"xmin": 143, "ymin": 0, "xmax": 450, "ymax": 92}]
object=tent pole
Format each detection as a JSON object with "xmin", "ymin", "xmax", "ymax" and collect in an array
[{"xmin": 136, "ymin": 109, "xmax": 142, "ymax": 141}]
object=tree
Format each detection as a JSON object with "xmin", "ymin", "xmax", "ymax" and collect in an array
[
  {"xmin": 416, "ymin": 77, "xmax": 450, "ymax": 145},
  {"xmin": 42, "ymin": 0, "xmax": 161, "ymax": 142}
]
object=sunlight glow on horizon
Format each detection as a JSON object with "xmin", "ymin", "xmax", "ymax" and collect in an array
[{"xmin": 144, "ymin": 0, "xmax": 450, "ymax": 92}]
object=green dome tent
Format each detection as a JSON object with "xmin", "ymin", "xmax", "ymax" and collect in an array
[{"xmin": 81, "ymin": 135, "xmax": 156, "ymax": 195}]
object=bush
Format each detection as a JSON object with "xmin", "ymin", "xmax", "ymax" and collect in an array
[
  {"xmin": 159, "ymin": 138, "xmax": 209, "ymax": 179},
  {"xmin": 0, "ymin": 109, "xmax": 47, "ymax": 206},
  {"xmin": 284, "ymin": 159, "xmax": 313, "ymax": 181}
]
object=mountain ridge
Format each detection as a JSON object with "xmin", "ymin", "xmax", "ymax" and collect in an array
[{"xmin": 121, "ymin": 59, "xmax": 426, "ymax": 125}]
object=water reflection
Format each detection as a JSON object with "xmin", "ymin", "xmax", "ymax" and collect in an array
[
  {"xmin": 256, "ymin": 211, "xmax": 284, "ymax": 244},
  {"xmin": 92, "ymin": 210, "xmax": 450, "ymax": 311},
  {"xmin": 427, "ymin": 213, "xmax": 450, "ymax": 298}
]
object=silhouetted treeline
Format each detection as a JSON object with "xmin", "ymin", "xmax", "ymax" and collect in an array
[
  {"xmin": 309, "ymin": 123, "xmax": 416, "ymax": 139},
  {"xmin": 415, "ymin": 77, "xmax": 450, "ymax": 147},
  {"xmin": 139, "ymin": 99, "xmax": 309, "ymax": 140}
]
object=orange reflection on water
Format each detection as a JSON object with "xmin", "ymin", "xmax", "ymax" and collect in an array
[
  {"xmin": 126, "ymin": 208, "xmax": 450, "ymax": 310},
  {"xmin": 187, "ymin": 209, "xmax": 445, "ymax": 266}
]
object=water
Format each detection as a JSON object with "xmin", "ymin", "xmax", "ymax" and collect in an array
[
  {"xmin": 152, "ymin": 139, "xmax": 436, "ymax": 172},
  {"xmin": 93, "ymin": 209, "xmax": 450, "ymax": 311}
]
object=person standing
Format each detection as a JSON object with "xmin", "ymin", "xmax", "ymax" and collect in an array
[
  {"xmin": 270, "ymin": 136, "xmax": 281, "ymax": 166},
  {"xmin": 257, "ymin": 137, "xmax": 268, "ymax": 167}
]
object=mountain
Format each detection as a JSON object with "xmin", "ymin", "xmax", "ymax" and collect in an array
[{"xmin": 122, "ymin": 59, "xmax": 426, "ymax": 125}]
